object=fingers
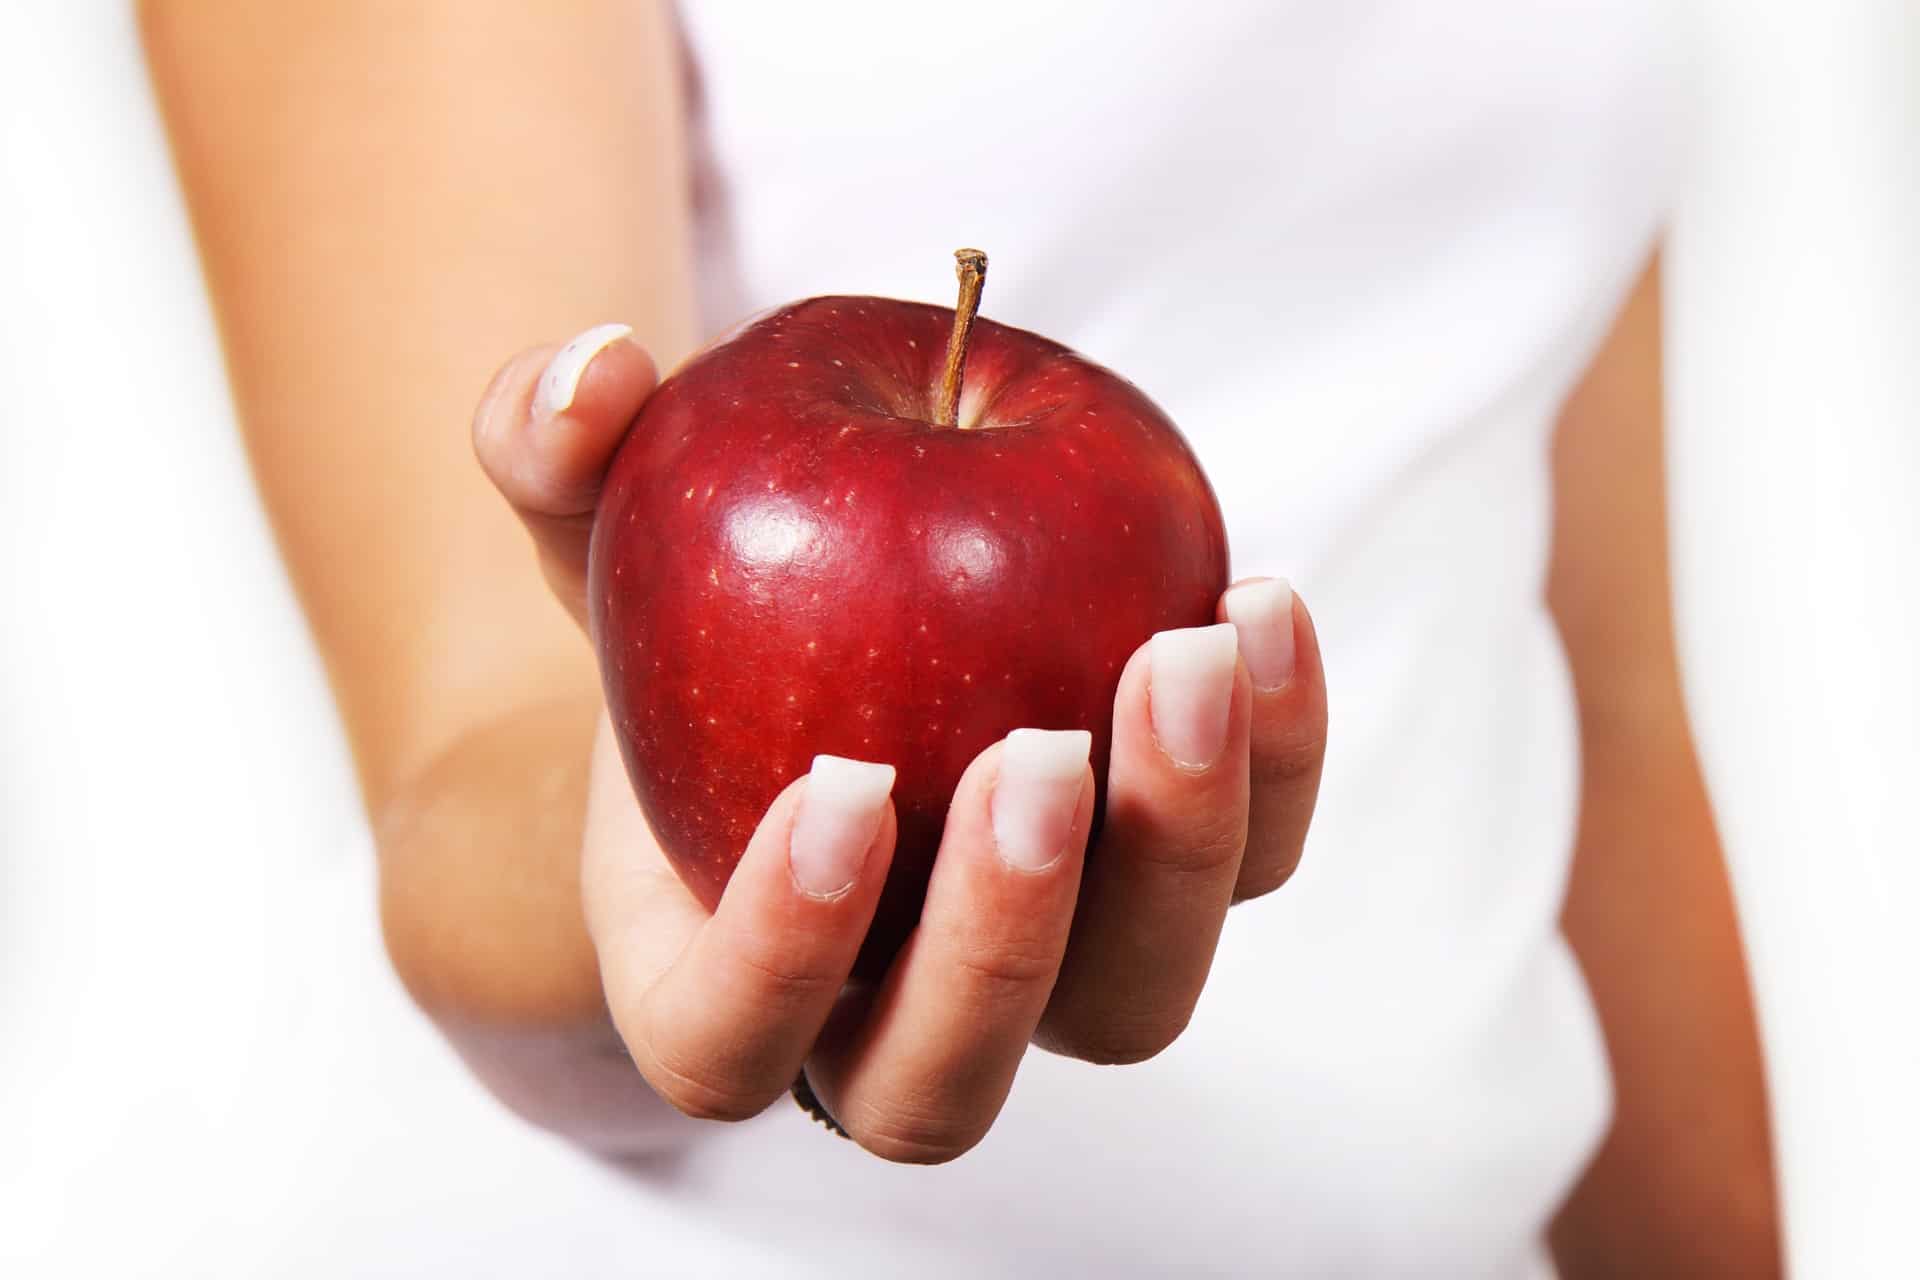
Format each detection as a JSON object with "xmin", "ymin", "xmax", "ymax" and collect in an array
[
  {"xmin": 472, "ymin": 324, "xmax": 657, "ymax": 627},
  {"xmin": 1037, "ymin": 623, "xmax": 1253, "ymax": 1065},
  {"xmin": 807, "ymin": 730, "xmax": 1094, "ymax": 1164},
  {"xmin": 1037, "ymin": 581, "xmax": 1328, "ymax": 1066},
  {"xmin": 1218, "ymin": 577, "xmax": 1328, "ymax": 900},
  {"xmin": 591, "ymin": 754, "xmax": 899, "ymax": 1124}
]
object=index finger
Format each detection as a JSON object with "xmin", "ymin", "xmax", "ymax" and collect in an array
[{"xmin": 585, "ymin": 743, "xmax": 900, "ymax": 1124}]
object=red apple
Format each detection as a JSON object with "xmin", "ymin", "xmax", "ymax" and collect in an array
[{"xmin": 589, "ymin": 252, "xmax": 1228, "ymax": 972}]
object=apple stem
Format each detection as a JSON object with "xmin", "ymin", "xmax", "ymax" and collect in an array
[{"xmin": 935, "ymin": 248, "xmax": 988, "ymax": 428}]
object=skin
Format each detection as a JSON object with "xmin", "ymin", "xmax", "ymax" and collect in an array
[
  {"xmin": 1546, "ymin": 263, "xmax": 1780, "ymax": 1277},
  {"xmin": 141, "ymin": 0, "xmax": 1778, "ymax": 1270}
]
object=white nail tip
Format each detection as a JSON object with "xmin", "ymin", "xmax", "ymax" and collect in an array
[
  {"xmin": 1222, "ymin": 578, "xmax": 1296, "ymax": 690},
  {"xmin": 1149, "ymin": 622, "xmax": 1239, "ymax": 679},
  {"xmin": 533, "ymin": 323, "xmax": 632, "ymax": 421},
  {"xmin": 1222, "ymin": 578, "xmax": 1292, "ymax": 626},
  {"xmin": 992, "ymin": 730, "xmax": 1090, "ymax": 873},
  {"xmin": 807, "ymin": 755, "xmax": 897, "ymax": 808},
  {"xmin": 1148, "ymin": 623, "xmax": 1239, "ymax": 767},
  {"xmin": 1002, "ymin": 728, "xmax": 1093, "ymax": 781},
  {"xmin": 790, "ymin": 755, "xmax": 894, "ymax": 899}
]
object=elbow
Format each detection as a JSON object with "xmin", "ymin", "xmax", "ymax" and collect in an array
[
  {"xmin": 375, "ymin": 851, "xmax": 607, "ymax": 1030},
  {"xmin": 377, "ymin": 854, "xmax": 692, "ymax": 1158}
]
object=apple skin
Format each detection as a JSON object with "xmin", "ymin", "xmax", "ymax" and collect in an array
[{"xmin": 588, "ymin": 296, "xmax": 1228, "ymax": 973}]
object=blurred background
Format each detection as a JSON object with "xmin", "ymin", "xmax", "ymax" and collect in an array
[{"xmin": 2, "ymin": 2, "xmax": 1915, "ymax": 1276}]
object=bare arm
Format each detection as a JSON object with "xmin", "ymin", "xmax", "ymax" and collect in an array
[
  {"xmin": 141, "ymin": 0, "xmax": 695, "ymax": 1024},
  {"xmin": 142, "ymin": 0, "xmax": 1331, "ymax": 1163},
  {"xmin": 1546, "ymin": 258, "xmax": 1781, "ymax": 1275},
  {"xmin": 141, "ymin": 1, "xmax": 706, "ymax": 1147}
]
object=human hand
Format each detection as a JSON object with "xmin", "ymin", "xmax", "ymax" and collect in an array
[{"xmin": 473, "ymin": 325, "xmax": 1328, "ymax": 1162}]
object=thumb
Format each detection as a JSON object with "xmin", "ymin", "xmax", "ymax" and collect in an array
[{"xmin": 473, "ymin": 323, "xmax": 658, "ymax": 629}]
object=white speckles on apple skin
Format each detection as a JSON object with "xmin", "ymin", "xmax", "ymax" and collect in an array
[{"xmin": 584, "ymin": 296, "xmax": 1231, "ymax": 974}]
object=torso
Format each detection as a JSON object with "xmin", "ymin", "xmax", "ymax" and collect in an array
[
  {"xmin": 1, "ymin": 3, "xmax": 1683, "ymax": 1275},
  {"xmin": 661, "ymin": 1, "xmax": 1682, "ymax": 1272}
]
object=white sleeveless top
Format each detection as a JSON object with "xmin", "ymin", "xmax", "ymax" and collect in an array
[
  {"xmin": 656, "ymin": 2, "xmax": 1677, "ymax": 1274},
  {"xmin": 0, "ymin": 2, "xmax": 1682, "ymax": 1277}
]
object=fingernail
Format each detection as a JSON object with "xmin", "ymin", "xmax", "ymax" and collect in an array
[
  {"xmin": 1222, "ymin": 578, "xmax": 1297, "ymax": 691},
  {"xmin": 533, "ymin": 323, "xmax": 632, "ymax": 420},
  {"xmin": 991, "ymin": 729, "xmax": 1091, "ymax": 872},
  {"xmin": 790, "ymin": 755, "xmax": 894, "ymax": 899},
  {"xmin": 1149, "ymin": 623, "xmax": 1238, "ymax": 768}
]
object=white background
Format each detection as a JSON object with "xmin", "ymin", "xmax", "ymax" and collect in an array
[
  {"xmin": 1667, "ymin": 3, "xmax": 1919, "ymax": 1273},
  {"xmin": 2, "ymin": 3, "xmax": 1915, "ymax": 1276}
]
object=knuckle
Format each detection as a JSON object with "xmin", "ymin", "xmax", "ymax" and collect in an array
[
  {"xmin": 1232, "ymin": 854, "xmax": 1302, "ymax": 902},
  {"xmin": 1134, "ymin": 812, "xmax": 1247, "ymax": 880},
  {"xmin": 842, "ymin": 1096, "xmax": 986, "ymax": 1166},
  {"xmin": 727, "ymin": 932, "xmax": 843, "ymax": 1014},
  {"xmin": 1044, "ymin": 1003, "xmax": 1191, "ymax": 1066},
  {"xmin": 956, "ymin": 939, "xmax": 1059, "ymax": 991},
  {"xmin": 633, "ymin": 1033, "xmax": 778, "ymax": 1124},
  {"xmin": 1251, "ymin": 734, "xmax": 1325, "ymax": 791},
  {"xmin": 932, "ymin": 925, "xmax": 1061, "ymax": 1006}
]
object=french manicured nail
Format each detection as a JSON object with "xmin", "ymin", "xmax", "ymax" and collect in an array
[
  {"xmin": 1149, "ymin": 623, "xmax": 1239, "ymax": 768},
  {"xmin": 532, "ymin": 322, "xmax": 632, "ymax": 420},
  {"xmin": 1222, "ymin": 577, "xmax": 1297, "ymax": 691},
  {"xmin": 991, "ymin": 729, "xmax": 1091, "ymax": 872},
  {"xmin": 790, "ymin": 755, "xmax": 895, "ymax": 899}
]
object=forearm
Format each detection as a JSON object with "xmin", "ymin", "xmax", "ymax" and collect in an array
[
  {"xmin": 140, "ymin": 0, "xmax": 696, "ymax": 791},
  {"xmin": 142, "ymin": 0, "xmax": 699, "ymax": 1140}
]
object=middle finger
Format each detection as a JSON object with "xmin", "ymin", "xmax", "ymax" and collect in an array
[{"xmin": 1035, "ymin": 622, "xmax": 1251, "ymax": 1065}]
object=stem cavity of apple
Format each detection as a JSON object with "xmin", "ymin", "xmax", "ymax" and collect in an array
[{"xmin": 935, "ymin": 248, "xmax": 988, "ymax": 428}]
